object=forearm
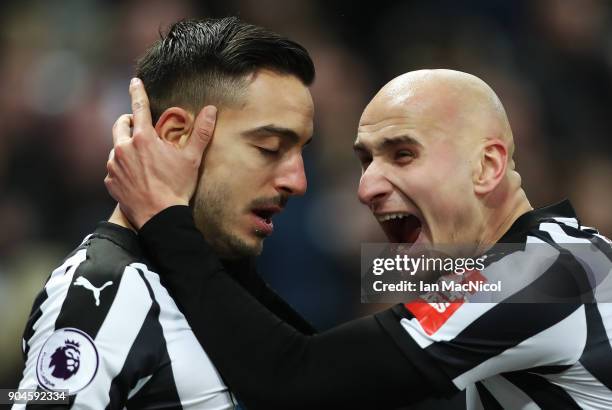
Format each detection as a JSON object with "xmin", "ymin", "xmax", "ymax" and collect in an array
[
  {"xmin": 140, "ymin": 206, "xmax": 433, "ymax": 409},
  {"xmin": 249, "ymin": 282, "xmax": 317, "ymax": 335},
  {"xmin": 225, "ymin": 259, "xmax": 317, "ymax": 335}
]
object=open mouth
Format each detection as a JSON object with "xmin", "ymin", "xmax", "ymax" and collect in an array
[
  {"xmin": 252, "ymin": 208, "xmax": 275, "ymax": 224},
  {"xmin": 377, "ymin": 213, "xmax": 422, "ymax": 243},
  {"xmin": 250, "ymin": 206, "xmax": 282, "ymax": 236}
]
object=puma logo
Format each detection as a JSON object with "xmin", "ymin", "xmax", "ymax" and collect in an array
[{"xmin": 73, "ymin": 276, "xmax": 113, "ymax": 306}]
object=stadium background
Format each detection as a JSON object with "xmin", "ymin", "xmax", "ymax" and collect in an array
[{"xmin": 1, "ymin": 1, "xmax": 611, "ymax": 408}]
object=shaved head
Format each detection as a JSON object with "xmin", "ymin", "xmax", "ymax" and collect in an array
[
  {"xmin": 362, "ymin": 69, "xmax": 514, "ymax": 160},
  {"xmin": 356, "ymin": 69, "xmax": 531, "ymax": 252}
]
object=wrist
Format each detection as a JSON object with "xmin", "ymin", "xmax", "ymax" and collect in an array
[
  {"xmin": 139, "ymin": 205, "xmax": 194, "ymax": 237},
  {"xmin": 158, "ymin": 196, "xmax": 190, "ymax": 210},
  {"xmin": 129, "ymin": 197, "xmax": 189, "ymax": 230}
]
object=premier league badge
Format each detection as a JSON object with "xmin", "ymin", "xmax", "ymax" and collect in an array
[{"xmin": 37, "ymin": 328, "xmax": 99, "ymax": 393}]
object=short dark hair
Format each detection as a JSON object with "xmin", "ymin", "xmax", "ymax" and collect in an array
[{"xmin": 136, "ymin": 17, "xmax": 315, "ymax": 122}]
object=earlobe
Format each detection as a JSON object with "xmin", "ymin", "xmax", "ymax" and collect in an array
[
  {"xmin": 155, "ymin": 107, "xmax": 194, "ymax": 147},
  {"xmin": 474, "ymin": 140, "xmax": 508, "ymax": 195}
]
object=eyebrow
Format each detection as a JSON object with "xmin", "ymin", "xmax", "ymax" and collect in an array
[
  {"xmin": 242, "ymin": 124, "xmax": 312, "ymax": 146},
  {"xmin": 353, "ymin": 134, "xmax": 422, "ymax": 153}
]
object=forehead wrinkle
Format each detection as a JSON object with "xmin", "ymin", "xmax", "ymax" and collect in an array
[
  {"xmin": 357, "ymin": 114, "xmax": 420, "ymax": 143},
  {"xmin": 358, "ymin": 115, "xmax": 417, "ymax": 131}
]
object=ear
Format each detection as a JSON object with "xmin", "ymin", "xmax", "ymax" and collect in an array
[
  {"xmin": 474, "ymin": 139, "xmax": 508, "ymax": 195},
  {"xmin": 154, "ymin": 107, "xmax": 195, "ymax": 147}
]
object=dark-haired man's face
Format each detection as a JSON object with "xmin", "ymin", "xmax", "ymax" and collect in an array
[{"xmin": 192, "ymin": 69, "xmax": 314, "ymax": 258}]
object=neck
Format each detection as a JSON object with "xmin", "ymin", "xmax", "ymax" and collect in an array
[
  {"xmin": 477, "ymin": 186, "xmax": 532, "ymax": 254},
  {"xmin": 110, "ymin": 204, "xmax": 256, "ymax": 260},
  {"xmin": 108, "ymin": 205, "xmax": 136, "ymax": 232}
]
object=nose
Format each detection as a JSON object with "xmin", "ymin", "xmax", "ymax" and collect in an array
[
  {"xmin": 358, "ymin": 161, "xmax": 392, "ymax": 208},
  {"xmin": 275, "ymin": 153, "xmax": 307, "ymax": 196}
]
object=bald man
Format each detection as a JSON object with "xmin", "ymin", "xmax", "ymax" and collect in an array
[
  {"xmin": 355, "ymin": 70, "xmax": 529, "ymax": 253},
  {"xmin": 106, "ymin": 70, "xmax": 612, "ymax": 409}
]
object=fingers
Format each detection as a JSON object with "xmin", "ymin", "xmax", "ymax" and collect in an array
[
  {"xmin": 103, "ymin": 174, "xmax": 114, "ymax": 199},
  {"xmin": 188, "ymin": 105, "xmax": 217, "ymax": 158},
  {"xmin": 129, "ymin": 78, "xmax": 153, "ymax": 135},
  {"xmin": 106, "ymin": 148, "xmax": 120, "ymax": 181},
  {"xmin": 104, "ymin": 157, "xmax": 119, "ymax": 201},
  {"xmin": 112, "ymin": 114, "xmax": 133, "ymax": 146}
]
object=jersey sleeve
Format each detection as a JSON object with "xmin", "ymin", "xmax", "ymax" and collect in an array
[
  {"xmin": 15, "ymin": 244, "xmax": 159, "ymax": 409},
  {"xmin": 138, "ymin": 206, "xmax": 456, "ymax": 409},
  {"xmin": 226, "ymin": 260, "xmax": 317, "ymax": 335},
  {"xmin": 376, "ymin": 294, "xmax": 585, "ymax": 391}
]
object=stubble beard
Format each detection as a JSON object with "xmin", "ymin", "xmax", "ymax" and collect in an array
[{"xmin": 192, "ymin": 182, "xmax": 263, "ymax": 259}]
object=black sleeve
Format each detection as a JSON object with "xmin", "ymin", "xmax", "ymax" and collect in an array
[
  {"xmin": 139, "ymin": 206, "xmax": 453, "ymax": 409},
  {"xmin": 225, "ymin": 261, "xmax": 317, "ymax": 335}
]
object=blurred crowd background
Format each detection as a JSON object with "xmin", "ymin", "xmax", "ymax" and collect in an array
[{"xmin": 1, "ymin": 0, "xmax": 611, "ymax": 408}]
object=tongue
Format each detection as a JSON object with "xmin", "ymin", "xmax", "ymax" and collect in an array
[{"xmin": 401, "ymin": 215, "xmax": 422, "ymax": 243}]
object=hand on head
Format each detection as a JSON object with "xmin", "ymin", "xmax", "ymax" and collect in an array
[{"xmin": 104, "ymin": 78, "xmax": 218, "ymax": 229}]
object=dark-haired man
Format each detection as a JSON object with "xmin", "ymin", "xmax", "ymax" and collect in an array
[
  {"xmin": 107, "ymin": 69, "xmax": 612, "ymax": 410},
  {"xmin": 15, "ymin": 17, "xmax": 316, "ymax": 409}
]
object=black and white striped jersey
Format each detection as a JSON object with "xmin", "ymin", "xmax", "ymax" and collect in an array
[
  {"xmin": 377, "ymin": 200, "xmax": 612, "ymax": 409},
  {"xmin": 14, "ymin": 222, "xmax": 235, "ymax": 409}
]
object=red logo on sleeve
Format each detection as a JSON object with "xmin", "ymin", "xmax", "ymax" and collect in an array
[
  {"xmin": 404, "ymin": 300, "xmax": 464, "ymax": 336},
  {"xmin": 404, "ymin": 270, "xmax": 486, "ymax": 336}
]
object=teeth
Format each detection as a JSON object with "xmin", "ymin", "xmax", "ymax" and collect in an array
[{"xmin": 377, "ymin": 213, "xmax": 411, "ymax": 222}]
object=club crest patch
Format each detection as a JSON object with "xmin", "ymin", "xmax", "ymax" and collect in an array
[{"xmin": 36, "ymin": 328, "xmax": 99, "ymax": 393}]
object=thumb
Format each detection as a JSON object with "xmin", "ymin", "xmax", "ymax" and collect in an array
[{"xmin": 189, "ymin": 105, "xmax": 217, "ymax": 156}]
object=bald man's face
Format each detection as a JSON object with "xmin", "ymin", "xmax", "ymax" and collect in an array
[{"xmin": 354, "ymin": 88, "xmax": 480, "ymax": 247}]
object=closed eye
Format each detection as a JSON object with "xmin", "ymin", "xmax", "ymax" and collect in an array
[
  {"xmin": 395, "ymin": 149, "xmax": 415, "ymax": 163},
  {"xmin": 256, "ymin": 146, "xmax": 280, "ymax": 155},
  {"xmin": 353, "ymin": 147, "xmax": 372, "ymax": 169}
]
